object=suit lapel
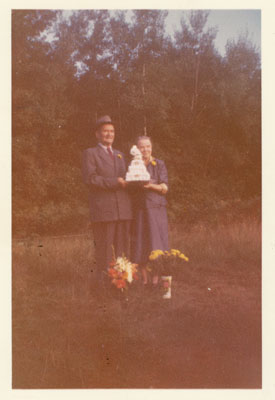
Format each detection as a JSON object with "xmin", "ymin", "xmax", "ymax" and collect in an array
[
  {"xmin": 97, "ymin": 144, "xmax": 115, "ymax": 168},
  {"xmin": 113, "ymin": 150, "xmax": 120, "ymax": 175}
]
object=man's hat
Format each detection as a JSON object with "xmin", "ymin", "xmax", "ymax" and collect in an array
[{"xmin": 96, "ymin": 115, "xmax": 114, "ymax": 128}]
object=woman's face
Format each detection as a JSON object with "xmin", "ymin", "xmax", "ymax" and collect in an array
[{"xmin": 137, "ymin": 138, "xmax": 152, "ymax": 161}]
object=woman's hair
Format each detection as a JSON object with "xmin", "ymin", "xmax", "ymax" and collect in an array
[{"xmin": 136, "ymin": 136, "xmax": 153, "ymax": 146}]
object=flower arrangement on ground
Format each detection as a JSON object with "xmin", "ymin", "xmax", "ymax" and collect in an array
[
  {"xmin": 108, "ymin": 255, "xmax": 139, "ymax": 291},
  {"xmin": 148, "ymin": 249, "xmax": 189, "ymax": 277},
  {"xmin": 147, "ymin": 249, "xmax": 189, "ymax": 299}
]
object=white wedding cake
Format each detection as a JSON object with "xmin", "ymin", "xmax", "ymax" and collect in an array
[{"xmin": 125, "ymin": 145, "xmax": 150, "ymax": 182}]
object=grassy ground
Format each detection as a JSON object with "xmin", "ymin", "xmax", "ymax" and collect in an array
[{"xmin": 12, "ymin": 219, "xmax": 261, "ymax": 388}]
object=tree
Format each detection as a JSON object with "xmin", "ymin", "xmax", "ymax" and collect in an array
[
  {"xmin": 12, "ymin": 9, "xmax": 261, "ymax": 235},
  {"xmin": 127, "ymin": 10, "xmax": 169, "ymax": 136},
  {"xmin": 220, "ymin": 33, "xmax": 261, "ymax": 198}
]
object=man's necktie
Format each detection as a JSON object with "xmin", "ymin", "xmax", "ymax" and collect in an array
[{"xmin": 107, "ymin": 147, "xmax": 114, "ymax": 159}]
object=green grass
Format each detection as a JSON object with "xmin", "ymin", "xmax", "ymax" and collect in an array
[{"xmin": 12, "ymin": 219, "xmax": 261, "ymax": 388}]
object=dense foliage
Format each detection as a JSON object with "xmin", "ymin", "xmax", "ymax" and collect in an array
[{"xmin": 12, "ymin": 10, "xmax": 261, "ymax": 236}]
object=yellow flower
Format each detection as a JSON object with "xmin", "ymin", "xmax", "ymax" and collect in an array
[
  {"xmin": 151, "ymin": 250, "xmax": 159, "ymax": 255},
  {"xmin": 151, "ymin": 160, "xmax": 157, "ymax": 166},
  {"xmin": 179, "ymin": 254, "xmax": 189, "ymax": 261},
  {"xmin": 149, "ymin": 253, "xmax": 159, "ymax": 260},
  {"xmin": 171, "ymin": 249, "xmax": 180, "ymax": 256},
  {"xmin": 117, "ymin": 154, "xmax": 122, "ymax": 159},
  {"xmin": 149, "ymin": 249, "xmax": 164, "ymax": 260}
]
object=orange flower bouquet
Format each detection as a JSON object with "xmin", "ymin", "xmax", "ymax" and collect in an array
[{"xmin": 108, "ymin": 256, "xmax": 139, "ymax": 291}]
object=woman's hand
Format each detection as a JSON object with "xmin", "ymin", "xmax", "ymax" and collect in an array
[
  {"xmin": 143, "ymin": 182, "xmax": 153, "ymax": 189},
  {"xmin": 143, "ymin": 182, "xmax": 168, "ymax": 194}
]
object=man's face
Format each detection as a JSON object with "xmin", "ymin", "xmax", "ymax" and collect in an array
[{"xmin": 96, "ymin": 124, "xmax": 115, "ymax": 147}]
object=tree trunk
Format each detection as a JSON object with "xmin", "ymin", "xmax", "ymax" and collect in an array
[
  {"xmin": 142, "ymin": 62, "xmax": 147, "ymax": 135},
  {"xmin": 191, "ymin": 52, "xmax": 200, "ymax": 113}
]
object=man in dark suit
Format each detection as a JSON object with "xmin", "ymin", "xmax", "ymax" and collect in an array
[{"xmin": 82, "ymin": 115, "xmax": 132, "ymax": 288}]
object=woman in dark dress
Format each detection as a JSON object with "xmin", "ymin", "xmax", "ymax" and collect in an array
[{"xmin": 131, "ymin": 136, "xmax": 169, "ymax": 286}]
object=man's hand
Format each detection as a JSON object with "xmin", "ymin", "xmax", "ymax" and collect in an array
[{"xmin": 117, "ymin": 177, "xmax": 127, "ymax": 188}]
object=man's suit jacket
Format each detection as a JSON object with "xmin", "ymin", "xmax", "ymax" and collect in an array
[{"xmin": 82, "ymin": 144, "xmax": 132, "ymax": 222}]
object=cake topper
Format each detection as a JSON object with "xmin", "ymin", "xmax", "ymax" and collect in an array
[
  {"xmin": 130, "ymin": 145, "xmax": 142, "ymax": 160},
  {"xmin": 126, "ymin": 145, "xmax": 150, "ymax": 182}
]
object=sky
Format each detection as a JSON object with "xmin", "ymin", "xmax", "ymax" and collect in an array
[
  {"xmin": 52, "ymin": 10, "xmax": 261, "ymax": 57},
  {"xmin": 166, "ymin": 10, "xmax": 261, "ymax": 56},
  {"xmin": 108, "ymin": 9, "xmax": 261, "ymax": 56}
]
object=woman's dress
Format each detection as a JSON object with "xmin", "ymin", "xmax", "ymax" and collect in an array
[{"xmin": 130, "ymin": 158, "xmax": 169, "ymax": 265}]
